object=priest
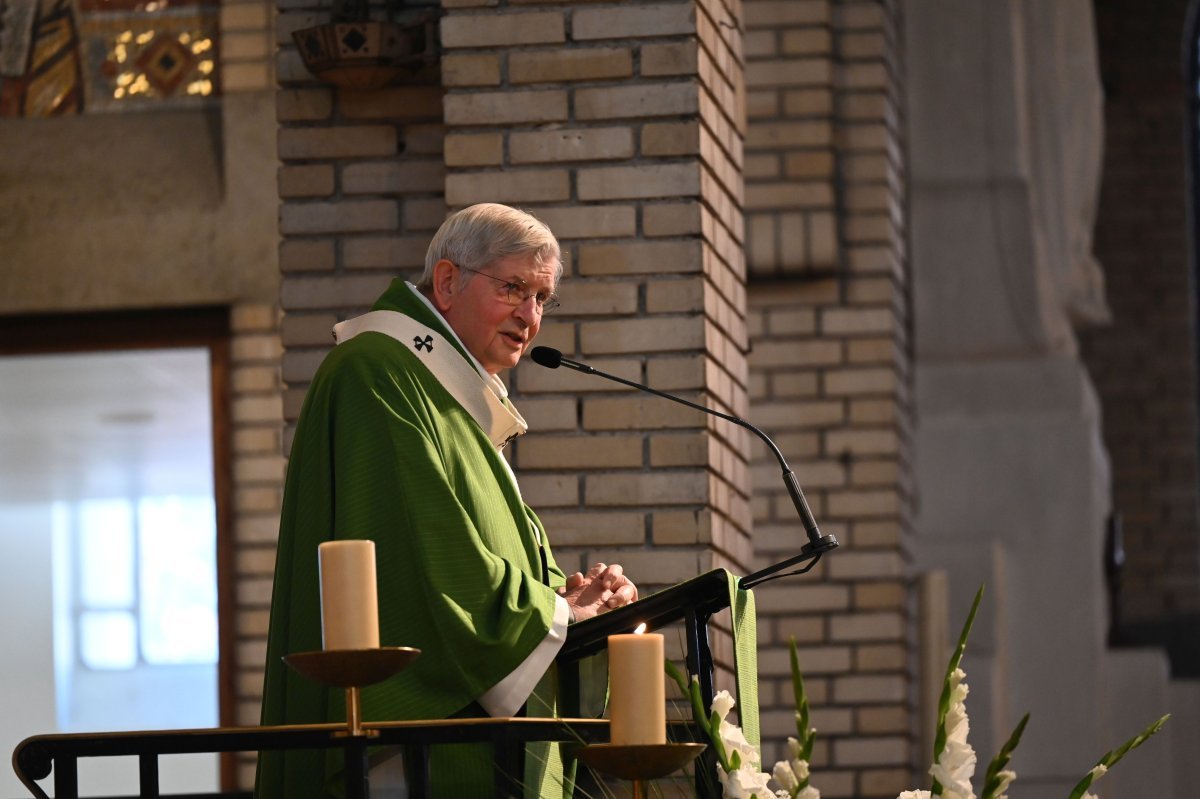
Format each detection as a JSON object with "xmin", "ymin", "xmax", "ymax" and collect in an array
[{"xmin": 256, "ymin": 203, "xmax": 639, "ymax": 798}]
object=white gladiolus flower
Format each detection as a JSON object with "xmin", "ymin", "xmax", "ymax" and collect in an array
[
  {"xmin": 992, "ymin": 768, "xmax": 1016, "ymax": 799},
  {"xmin": 897, "ymin": 792, "xmax": 932, "ymax": 799},
  {"xmin": 1089, "ymin": 764, "xmax": 1108, "ymax": 781},
  {"xmin": 712, "ymin": 690, "xmax": 737, "ymax": 721},
  {"xmin": 720, "ymin": 718, "xmax": 761, "ymax": 765},
  {"xmin": 927, "ymin": 668, "xmax": 977, "ymax": 799},
  {"xmin": 718, "ymin": 763, "xmax": 773, "ymax": 798},
  {"xmin": 796, "ymin": 785, "xmax": 820, "ymax": 799},
  {"xmin": 772, "ymin": 760, "xmax": 798, "ymax": 792}
]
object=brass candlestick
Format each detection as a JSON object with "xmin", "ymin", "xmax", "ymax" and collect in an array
[
  {"xmin": 284, "ymin": 647, "xmax": 420, "ymax": 737},
  {"xmin": 577, "ymin": 742, "xmax": 706, "ymax": 799}
]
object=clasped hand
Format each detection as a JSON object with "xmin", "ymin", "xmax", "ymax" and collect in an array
[{"xmin": 556, "ymin": 562, "xmax": 639, "ymax": 623}]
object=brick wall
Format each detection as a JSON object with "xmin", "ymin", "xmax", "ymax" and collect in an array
[
  {"xmin": 1082, "ymin": 0, "xmax": 1200, "ymax": 622},
  {"xmin": 221, "ymin": 0, "xmax": 275, "ymax": 92},
  {"xmin": 744, "ymin": 1, "xmax": 914, "ymax": 796}
]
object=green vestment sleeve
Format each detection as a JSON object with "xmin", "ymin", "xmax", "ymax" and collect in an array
[{"xmin": 256, "ymin": 281, "xmax": 568, "ymax": 798}]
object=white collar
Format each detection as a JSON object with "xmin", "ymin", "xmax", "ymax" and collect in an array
[{"xmin": 406, "ymin": 282, "xmax": 509, "ymax": 401}]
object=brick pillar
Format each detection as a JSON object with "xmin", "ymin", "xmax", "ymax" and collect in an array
[
  {"xmin": 439, "ymin": 0, "xmax": 753, "ymax": 673},
  {"xmin": 744, "ymin": 1, "xmax": 914, "ymax": 796},
  {"xmin": 220, "ymin": 0, "xmax": 275, "ymax": 92},
  {"xmin": 227, "ymin": 303, "xmax": 285, "ymax": 787}
]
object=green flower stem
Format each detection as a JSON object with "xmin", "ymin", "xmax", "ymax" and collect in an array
[
  {"xmin": 664, "ymin": 659, "xmax": 732, "ymax": 773},
  {"xmin": 1066, "ymin": 715, "xmax": 1170, "ymax": 799},
  {"xmin": 980, "ymin": 713, "xmax": 1028, "ymax": 799}
]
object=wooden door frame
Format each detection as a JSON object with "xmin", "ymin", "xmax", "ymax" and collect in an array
[{"xmin": 0, "ymin": 306, "xmax": 239, "ymax": 790}]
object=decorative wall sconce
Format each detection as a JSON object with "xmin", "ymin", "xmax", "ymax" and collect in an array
[{"xmin": 292, "ymin": 0, "xmax": 438, "ymax": 90}]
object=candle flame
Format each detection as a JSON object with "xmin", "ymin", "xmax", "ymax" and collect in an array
[{"xmin": 634, "ymin": 622, "xmax": 647, "ymax": 634}]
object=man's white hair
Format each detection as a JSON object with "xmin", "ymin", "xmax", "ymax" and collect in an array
[{"xmin": 417, "ymin": 203, "xmax": 562, "ymax": 291}]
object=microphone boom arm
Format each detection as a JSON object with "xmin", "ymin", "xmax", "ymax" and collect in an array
[{"xmin": 550, "ymin": 353, "xmax": 838, "ymax": 587}]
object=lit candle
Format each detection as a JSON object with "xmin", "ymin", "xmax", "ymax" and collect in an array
[
  {"xmin": 608, "ymin": 623, "xmax": 666, "ymax": 745},
  {"xmin": 318, "ymin": 540, "xmax": 380, "ymax": 650}
]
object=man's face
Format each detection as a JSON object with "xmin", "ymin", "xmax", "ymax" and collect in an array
[{"xmin": 439, "ymin": 253, "xmax": 557, "ymax": 375}]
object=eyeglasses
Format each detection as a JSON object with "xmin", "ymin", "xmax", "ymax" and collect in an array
[{"xmin": 457, "ymin": 265, "xmax": 560, "ymax": 314}]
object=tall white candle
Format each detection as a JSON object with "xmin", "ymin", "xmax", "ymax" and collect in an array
[
  {"xmin": 608, "ymin": 624, "xmax": 666, "ymax": 745},
  {"xmin": 318, "ymin": 540, "xmax": 380, "ymax": 650}
]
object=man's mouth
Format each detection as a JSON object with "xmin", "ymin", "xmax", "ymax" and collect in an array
[{"xmin": 502, "ymin": 332, "xmax": 526, "ymax": 346}]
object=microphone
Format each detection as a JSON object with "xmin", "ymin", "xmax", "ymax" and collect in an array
[{"xmin": 528, "ymin": 346, "xmax": 838, "ymax": 588}]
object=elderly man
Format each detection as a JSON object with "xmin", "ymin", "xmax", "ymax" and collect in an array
[{"xmin": 257, "ymin": 204, "xmax": 638, "ymax": 798}]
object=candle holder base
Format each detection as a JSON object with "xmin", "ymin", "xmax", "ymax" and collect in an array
[
  {"xmin": 284, "ymin": 647, "xmax": 420, "ymax": 736},
  {"xmin": 577, "ymin": 742, "xmax": 706, "ymax": 799}
]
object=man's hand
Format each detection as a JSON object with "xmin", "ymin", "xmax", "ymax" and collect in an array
[{"xmin": 556, "ymin": 562, "xmax": 639, "ymax": 623}]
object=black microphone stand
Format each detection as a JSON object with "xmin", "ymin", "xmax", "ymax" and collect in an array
[{"xmin": 530, "ymin": 348, "xmax": 838, "ymax": 588}]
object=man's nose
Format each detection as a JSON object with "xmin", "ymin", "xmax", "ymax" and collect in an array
[{"xmin": 512, "ymin": 295, "xmax": 540, "ymax": 324}]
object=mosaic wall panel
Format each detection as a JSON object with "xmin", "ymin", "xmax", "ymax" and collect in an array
[{"xmin": 0, "ymin": 0, "xmax": 219, "ymax": 117}]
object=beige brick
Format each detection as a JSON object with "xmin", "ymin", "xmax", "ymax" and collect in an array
[
  {"xmin": 760, "ymin": 644, "xmax": 851, "ymax": 675},
  {"xmin": 282, "ymin": 350, "xmax": 329, "ymax": 383},
  {"xmin": 220, "ymin": 3, "xmax": 268, "ymax": 30},
  {"xmin": 645, "ymin": 356, "xmax": 705, "ymax": 390},
  {"xmin": 235, "ymin": 455, "xmax": 287, "ymax": 483},
  {"xmin": 785, "ymin": 151, "xmax": 835, "ymax": 178},
  {"xmin": 518, "ymin": 473, "xmax": 579, "ymax": 507},
  {"xmin": 583, "ymin": 395, "xmax": 708, "ymax": 431},
  {"xmin": 780, "ymin": 28, "xmax": 833, "ymax": 56},
  {"xmin": 857, "ymin": 706, "xmax": 909, "ymax": 734},
  {"xmin": 573, "ymin": 4, "xmax": 696, "ymax": 40},
  {"xmin": 578, "ymin": 239, "xmax": 703, "ymax": 276},
  {"xmin": 510, "ymin": 127, "xmax": 634, "ymax": 163},
  {"xmin": 280, "ymin": 239, "xmax": 335, "ymax": 272},
  {"xmin": 281, "ymin": 313, "xmax": 338, "ymax": 347},
  {"xmin": 777, "ymin": 89, "xmax": 835, "ymax": 117},
  {"xmin": 643, "ymin": 202, "xmax": 703, "ymax": 237},
  {"xmin": 235, "ymin": 485, "xmax": 282, "ymax": 514},
  {"xmin": 280, "ymin": 274, "xmax": 394, "ymax": 310},
  {"xmin": 278, "ymin": 164, "xmax": 334, "ymax": 198},
  {"xmin": 651, "ymin": 509, "xmax": 711, "ymax": 545},
  {"xmin": 444, "ymin": 89, "xmax": 567, "ymax": 125},
  {"xmin": 231, "ymin": 304, "xmax": 277, "ymax": 333},
  {"xmin": 830, "ymin": 612, "xmax": 903, "ymax": 642},
  {"xmin": 746, "ymin": 90, "xmax": 779, "ymax": 120},
  {"xmin": 646, "ymin": 277, "xmax": 704, "ymax": 313},
  {"xmin": 824, "ymin": 429, "xmax": 899, "ymax": 456},
  {"xmin": 746, "ymin": 121, "xmax": 832, "ymax": 149},
  {"xmin": 223, "ymin": 30, "xmax": 270, "ymax": 60},
  {"xmin": 754, "ymin": 582, "xmax": 849, "ymax": 613},
  {"xmin": 441, "ymin": 11, "xmax": 565, "ymax": 47},
  {"xmin": 232, "ymin": 333, "xmax": 282, "ymax": 362},
  {"xmin": 279, "ymin": 200, "xmax": 398, "ymax": 235},
  {"xmin": 509, "ymin": 47, "xmax": 633, "ymax": 83},
  {"xmin": 857, "ymin": 644, "xmax": 906, "ymax": 671},
  {"xmin": 585, "ymin": 471, "xmax": 708, "ymax": 506},
  {"xmin": 405, "ymin": 197, "xmax": 449, "ymax": 230},
  {"xmin": 576, "ymin": 82, "xmax": 698, "ymax": 120},
  {"xmin": 445, "ymin": 169, "xmax": 570, "ymax": 205},
  {"xmin": 342, "ymin": 160, "xmax": 444, "ymax": 195},
  {"xmin": 827, "ymin": 550, "xmax": 904, "ymax": 580},
  {"xmin": 744, "ymin": 182, "xmax": 834, "ymax": 210},
  {"xmin": 236, "ymin": 515, "xmax": 281, "ymax": 544},
  {"xmin": 820, "ymin": 303, "xmax": 897, "ymax": 331},
  {"xmin": 833, "ymin": 737, "xmax": 908, "ymax": 767},
  {"xmin": 277, "ymin": 127, "xmax": 397, "ymax": 160},
  {"xmin": 536, "ymin": 511, "xmax": 645, "ymax": 546},
  {"xmin": 641, "ymin": 121, "xmax": 700, "ymax": 156},
  {"xmin": 832, "ymin": 674, "xmax": 905, "ymax": 703},
  {"xmin": 518, "ymin": 434, "xmax": 643, "ymax": 469},
  {"xmin": 534, "ymin": 205, "xmax": 636, "ymax": 239},
  {"xmin": 649, "ymin": 431, "xmax": 708, "ymax": 467},
  {"xmin": 442, "ymin": 53, "xmax": 501, "ymax": 86},
  {"xmin": 745, "ymin": 1, "xmax": 829, "ymax": 27},
  {"xmin": 541, "ymin": 281, "xmax": 638, "ymax": 317},
  {"xmin": 641, "ymin": 40, "xmax": 698, "ymax": 76},
  {"xmin": 749, "ymin": 339, "xmax": 842, "ymax": 368},
  {"xmin": 343, "ymin": 236, "xmax": 427, "ymax": 269},
  {"xmin": 224, "ymin": 62, "xmax": 270, "ymax": 92},
  {"xmin": 232, "ymin": 365, "xmax": 279, "ymax": 394},
  {"xmin": 745, "ymin": 57, "xmax": 830, "ymax": 88},
  {"xmin": 445, "ymin": 133, "xmax": 504, "ymax": 167},
  {"xmin": 823, "ymin": 368, "xmax": 896, "ymax": 396},
  {"xmin": 277, "ymin": 89, "xmax": 333, "ymax": 121},
  {"xmin": 581, "ymin": 316, "xmax": 704, "ymax": 354},
  {"xmin": 339, "ymin": 87, "xmax": 444, "ymax": 121},
  {"xmin": 403, "ymin": 125, "xmax": 447, "ymax": 156}
]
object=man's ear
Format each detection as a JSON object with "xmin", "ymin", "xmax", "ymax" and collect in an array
[{"xmin": 429, "ymin": 259, "xmax": 458, "ymax": 313}]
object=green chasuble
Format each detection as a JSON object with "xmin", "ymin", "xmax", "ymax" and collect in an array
[{"xmin": 256, "ymin": 279, "xmax": 572, "ymax": 798}]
